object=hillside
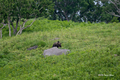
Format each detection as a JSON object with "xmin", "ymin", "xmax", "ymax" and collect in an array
[{"xmin": 0, "ymin": 19, "xmax": 120, "ymax": 80}]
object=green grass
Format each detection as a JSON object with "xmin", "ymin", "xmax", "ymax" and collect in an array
[{"xmin": 0, "ymin": 19, "xmax": 120, "ymax": 80}]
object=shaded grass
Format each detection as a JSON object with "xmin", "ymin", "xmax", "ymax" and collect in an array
[{"xmin": 0, "ymin": 20, "xmax": 120, "ymax": 80}]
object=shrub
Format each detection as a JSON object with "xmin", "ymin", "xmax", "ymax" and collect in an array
[
  {"xmin": 38, "ymin": 41, "xmax": 46, "ymax": 47},
  {"xmin": 0, "ymin": 58, "xmax": 9, "ymax": 67},
  {"xmin": 110, "ymin": 17, "xmax": 119, "ymax": 23},
  {"xmin": 3, "ymin": 49, "xmax": 9, "ymax": 55},
  {"xmin": 31, "ymin": 41, "xmax": 46, "ymax": 47}
]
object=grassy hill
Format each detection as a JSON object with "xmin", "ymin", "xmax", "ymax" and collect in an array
[{"xmin": 0, "ymin": 19, "xmax": 120, "ymax": 80}]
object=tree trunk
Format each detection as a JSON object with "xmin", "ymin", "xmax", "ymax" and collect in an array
[
  {"xmin": 13, "ymin": 29, "xmax": 17, "ymax": 35},
  {"xmin": 8, "ymin": 16, "xmax": 11, "ymax": 37},
  {"xmin": 13, "ymin": 19, "xmax": 19, "ymax": 35},
  {"xmin": 11, "ymin": 20, "xmax": 18, "ymax": 35},
  {"xmin": 0, "ymin": 29, "xmax": 2, "ymax": 38},
  {"xmin": 63, "ymin": 11, "xmax": 70, "ymax": 21},
  {"xmin": 15, "ymin": 19, "xmax": 19, "ymax": 34},
  {"xmin": 19, "ymin": 27, "xmax": 23, "ymax": 34},
  {"xmin": 0, "ymin": 23, "xmax": 6, "ymax": 38},
  {"xmin": 64, "ymin": 13, "xmax": 69, "ymax": 21}
]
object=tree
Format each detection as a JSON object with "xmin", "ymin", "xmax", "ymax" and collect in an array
[
  {"xmin": 51, "ymin": 0, "xmax": 82, "ymax": 21},
  {"xmin": 100, "ymin": 0, "xmax": 120, "ymax": 23},
  {"xmin": 0, "ymin": 0, "xmax": 14, "ymax": 37},
  {"xmin": 0, "ymin": 3, "xmax": 8, "ymax": 38},
  {"xmin": 108, "ymin": 0, "xmax": 120, "ymax": 17},
  {"xmin": 89, "ymin": 0, "xmax": 115, "ymax": 23},
  {"xmin": 79, "ymin": 0, "xmax": 97, "ymax": 22},
  {"xmin": 51, "ymin": 0, "xmax": 106, "ymax": 22},
  {"xmin": 0, "ymin": 0, "xmax": 54, "ymax": 36}
]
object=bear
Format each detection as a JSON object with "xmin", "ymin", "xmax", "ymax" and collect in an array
[{"xmin": 52, "ymin": 41, "xmax": 61, "ymax": 48}]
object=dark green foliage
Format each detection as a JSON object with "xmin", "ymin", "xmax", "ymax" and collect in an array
[
  {"xmin": 2, "ymin": 49, "xmax": 9, "ymax": 55},
  {"xmin": 50, "ymin": 0, "xmax": 120, "ymax": 23},
  {"xmin": 51, "ymin": 0, "xmax": 98, "ymax": 22},
  {"xmin": 0, "ymin": 53, "xmax": 4, "ymax": 59},
  {"xmin": 0, "ymin": 58, "xmax": 9, "ymax": 67},
  {"xmin": 0, "ymin": 49, "xmax": 9, "ymax": 59},
  {"xmin": 111, "ymin": 17, "xmax": 119, "ymax": 23},
  {"xmin": 50, "ymin": 0, "xmax": 115, "ymax": 23},
  {"xmin": 100, "ymin": 0, "xmax": 120, "ymax": 23}
]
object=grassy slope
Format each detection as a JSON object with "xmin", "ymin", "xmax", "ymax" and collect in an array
[{"xmin": 0, "ymin": 19, "xmax": 120, "ymax": 80}]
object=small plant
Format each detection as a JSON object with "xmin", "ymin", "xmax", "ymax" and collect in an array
[
  {"xmin": 38, "ymin": 41, "xmax": 46, "ymax": 47},
  {"xmin": 0, "ymin": 58, "xmax": 9, "ymax": 67},
  {"xmin": 3, "ymin": 49, "xmax": 9, "ymax": 55},
  {"xmin": 87, "ymin": 21, "xmax": 91, "ymax": 24},
  {"xmin": 110, "ymin": 17, "xmax": 119, "ymax": 23},
  {"xmin": 31, "ymin": 41, "xmax": 46, "ymax": 47},
  {"xmin": 0, "ymin": 53, "xmax": 4, "ymax": 58},
  {"xmin": 16, "ymin": 44, "xmax": 23, "ymax": 50}
]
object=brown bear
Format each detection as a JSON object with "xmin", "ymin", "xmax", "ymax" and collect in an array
[{"xmin": 52, "ymin": 41, "xmax": 61, "ymax": 48}]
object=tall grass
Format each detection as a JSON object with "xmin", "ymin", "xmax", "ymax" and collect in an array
[{"xmin": 0, "ymin": 19, "xmax": 120, "ymax": 80}]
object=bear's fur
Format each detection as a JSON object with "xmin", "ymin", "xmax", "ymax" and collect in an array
[{"xmin": 52, "ymin": 41, "xmax": 61, "ymax": 48}]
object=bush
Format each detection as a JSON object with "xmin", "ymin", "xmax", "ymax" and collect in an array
[
  {"xmin": 3, "ymin": 49, "xmax": 9, "ymax": 55},
  {"xmin": 0, "ymin": 58, "xmax": 9, "ymax": 67},
  {"xmin": 110, "ymin": 17, "xmax": 119, "ymax": 23}
]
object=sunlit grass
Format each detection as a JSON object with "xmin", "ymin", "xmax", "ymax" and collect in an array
[{"xmin": 0, "ymin": 19, "xmax": 120, "ymax": 80}]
